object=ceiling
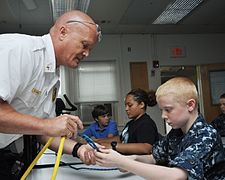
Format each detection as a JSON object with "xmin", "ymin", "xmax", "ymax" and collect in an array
[{"xmin": 0, "ymin": 0, "xmax": 225, "ymax": 35}]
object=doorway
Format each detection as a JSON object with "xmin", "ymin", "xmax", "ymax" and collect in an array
[
  {"xmin": 160, "ymin": 66, "xmax": 197, "ymax": 85},
  {"xmin": 160, "ymin": 65, "xmax": 197, "ymax": 133},
  {"xmin": 200, "ymin": 63, "xmax": 225, "ymax": 122}
]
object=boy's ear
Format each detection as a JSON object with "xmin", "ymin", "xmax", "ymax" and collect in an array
[
  {"xmin": 187, "ymin": 99, "xmax": 196, "ymax": 112},
  {"xmin": 140, "ymin": 102, "xmax": 145, "ymax": 109}
]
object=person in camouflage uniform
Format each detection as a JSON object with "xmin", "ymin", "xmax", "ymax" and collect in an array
[
  {"xmin": 153, "ymin": 114, "xmax": 225, "ymax": 179},
  {"xmin": 95, "ymin": 77, "xmax": 225, "ymax": 180},
  {"xmin": 211, "ymin": 93, "xmax": 225, "ymax": 137}
]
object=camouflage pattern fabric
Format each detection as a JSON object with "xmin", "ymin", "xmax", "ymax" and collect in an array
[{"xmin": 152, "ymin": 114, "xmax": 225, "ymax": 180}]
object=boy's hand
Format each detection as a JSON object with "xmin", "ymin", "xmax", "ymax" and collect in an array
[{"xmin": 95, "ymin": 148, "xmax": 124, "ymax": 167}]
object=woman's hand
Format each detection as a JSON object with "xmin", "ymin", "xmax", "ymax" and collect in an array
[{"xmin": 98, "ymin": 142, "xmax": 111, "ymax": 149}]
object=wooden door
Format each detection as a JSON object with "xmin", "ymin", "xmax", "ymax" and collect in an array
[
  {"xmin": 200, "ymin": 63, "xmax": 225, "ymax": 122},
  {"xmin": 130, "ymin": 62, "xmax": 149, "ymax": 91}
]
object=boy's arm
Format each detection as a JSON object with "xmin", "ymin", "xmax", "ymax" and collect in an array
[
  {"xmin": 131, "ymin": 154, "xmax": 156, "ymax": 164},
  {"xmin": 107, "ymin": 121, "xmax": 119, "ymax": 137},
  {"xmin": 95, "ymin": 149, "xmax": 188, "ymax": 180},
  {"xmin": 119, "ymin": 157, "xmax": 188, "ymax": 180}
]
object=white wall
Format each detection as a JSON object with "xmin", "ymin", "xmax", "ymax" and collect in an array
[
  {"xmin": 157, "ymin": 34, "xmax": 225, "ymax": 65},
  {"xmin": 66, "ymin": 33, "xmax": 225, "ymax": 135}
]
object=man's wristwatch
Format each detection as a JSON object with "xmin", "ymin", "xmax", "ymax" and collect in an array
[
  {"xmin": 111, "ymin": 141, "xmax": 117, "ymax": 151},
  {"xmin": 72, "ymin": 143, "xmax": 83, "ymax": 158}
]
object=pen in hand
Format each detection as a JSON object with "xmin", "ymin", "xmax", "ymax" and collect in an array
[{"xmin": 81, "ymin": 134, "xmax": 101, "ymax": 152}]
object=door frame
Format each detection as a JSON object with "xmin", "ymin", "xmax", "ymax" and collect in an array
[{"xmin": 199, "ymin": 63, "xmax": 225, "ymax": 122}]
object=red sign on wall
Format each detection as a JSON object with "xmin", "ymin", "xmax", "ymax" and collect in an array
[{"xmin": 170, "ymin": 46, "xmax": 186, "ymax": 58}]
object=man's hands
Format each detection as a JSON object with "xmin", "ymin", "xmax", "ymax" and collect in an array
[
  {"xmin": 77, "ymin": 144, "xmax": 96, "ymax": 165},
  {"xmin": 75, "ymin": 142, "xmax": 106, "ymax": 165},
  {"xmin": 43, "ymin": 114, "xmax": 83, "ymax": 138}
]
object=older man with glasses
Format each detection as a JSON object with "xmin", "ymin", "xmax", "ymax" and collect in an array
[{"xmin": 0, "ymin": 10, "xmax": 101, "ymax": 179}]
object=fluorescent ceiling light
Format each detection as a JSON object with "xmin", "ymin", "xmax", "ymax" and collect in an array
[
  {"xmin": 51, "ymin": 0, "xmax": 90, "ymax": 21},
  {"xmin": 153, "ymin": 0, "xmax": 203, "ymax": 24}
]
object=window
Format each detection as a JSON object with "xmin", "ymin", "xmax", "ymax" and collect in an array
[
  {"xmin": 74, "ymin": 61, "xmax": 118, "ymax": 102},
  {"xmin": 209, "ymin": 70, "xmax": 225, "ymax": 105},
  {"xmin": 58, "ymin": 66, "xmax": 66, "ymax": 96},
  {"xmin": 73, "ymin": 61, "xmax": 118, "ymax": 125},
  {"xmin": 79, "ymin": 103, "xmax": 114, "ymax": 125}
]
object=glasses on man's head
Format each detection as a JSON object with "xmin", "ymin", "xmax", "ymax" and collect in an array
[{"xmin": 66, "ymin": 20, "xmax": 102, "ymax": 42}]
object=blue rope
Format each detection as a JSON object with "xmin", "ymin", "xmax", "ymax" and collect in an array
[
  {"xmin": 69, "ymin": 166, "xmax": 118, "ymax": 171},
  {"xmin": 60, "ymin": 161, "xmax": 118, "ymax": 171}
]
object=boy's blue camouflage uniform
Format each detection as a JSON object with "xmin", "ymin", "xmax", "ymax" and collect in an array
[{"xmin": 152, "ymin": 114, "xmax": 225, "ymax": 180}]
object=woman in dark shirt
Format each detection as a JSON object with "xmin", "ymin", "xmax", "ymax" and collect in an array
[{"xmin": 96, "ymin": 88, "xmax": 159, "ymax": 155}]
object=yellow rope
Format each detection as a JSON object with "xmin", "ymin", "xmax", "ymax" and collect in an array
[
  {"xmin": 20, "ymin": 137, "xmax": 54, "ymax": 180},
  {"xmin": 51, "ymin": 137, "xmax": 65, "ymax": 180}
]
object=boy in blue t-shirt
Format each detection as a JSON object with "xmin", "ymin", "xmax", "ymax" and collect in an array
[{"xmin": 83, "ymin": 105, "xmax": 119, "ymax": 139}]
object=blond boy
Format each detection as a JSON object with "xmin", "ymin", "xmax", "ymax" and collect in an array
[{"xmin": 95, "ymin": 77, "xmax": 225, "ymax": 180}]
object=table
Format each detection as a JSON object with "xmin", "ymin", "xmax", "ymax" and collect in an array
[{"xmin": 27, "ymin": 150, "xmax": 143, "ymax": 180}]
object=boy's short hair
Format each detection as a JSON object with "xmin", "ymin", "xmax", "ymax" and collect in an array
[
  {"xmin": 220, "ymin": 93, "xmax": 225, "ymax": 99},
  {"xmin": 92, "ymin": 105, "xmax": 109, "ymax": 119},
  {"xmin": 156, "ymin": 77, "xmax": 198, "ymax": 108}
]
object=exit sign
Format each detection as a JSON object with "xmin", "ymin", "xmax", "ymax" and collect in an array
[{"xmin": 170, "ymin": 46, "xmax": 186, "ymax": 58}]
